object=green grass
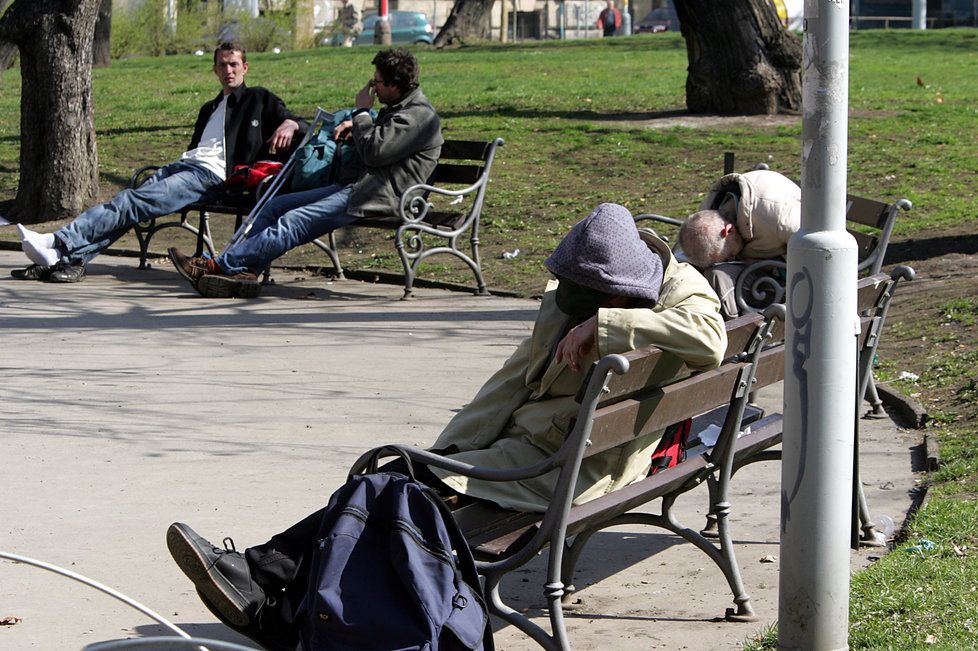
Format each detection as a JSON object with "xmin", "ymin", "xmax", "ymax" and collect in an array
[{"xmin": 1, "ymin": 30, "xmax": 976, "ymax": 293}]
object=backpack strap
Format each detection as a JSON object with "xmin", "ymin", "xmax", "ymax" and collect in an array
[{"xmin": 361, "ymin": 445, "xmax": 417, "ymax": 480}]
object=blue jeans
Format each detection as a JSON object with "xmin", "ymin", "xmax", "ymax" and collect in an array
[
  {"xmin": 55, "ymin": 160, "xmax": 222, "ymax": 265},
  {"xmin": 217, "ymin": 184, "xmax": 356, "ymax": 275}
]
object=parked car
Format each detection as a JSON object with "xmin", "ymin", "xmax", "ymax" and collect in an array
[
  {"xmin": 345, "ymin": 11, "xmax": 434, "ymax": 45},
  {"xmin": 636, "ymin": 3, "xmax": 679, "ymax": 33}
]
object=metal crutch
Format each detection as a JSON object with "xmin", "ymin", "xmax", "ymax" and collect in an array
[{"xmin": 217, "ymin": 107, "xmax": 334, "ymax": 257}]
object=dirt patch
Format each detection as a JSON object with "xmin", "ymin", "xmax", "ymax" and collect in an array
[
  {"xmin": 637, "ymin": 113, "xmax": 800, "ymax": 130},
  {"xmin": 877, "ymin": 220, "xmax": 978, "ymax": 425}
]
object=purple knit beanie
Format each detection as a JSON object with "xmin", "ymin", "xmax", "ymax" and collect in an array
[{"xmin": 545, "ymin": 203, "xmax": 663, "ymax": 301}]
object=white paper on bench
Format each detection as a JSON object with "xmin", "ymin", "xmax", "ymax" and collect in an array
[{"xmin": 695, "ymin": 423, "xmax": 752, "ymax": 448}]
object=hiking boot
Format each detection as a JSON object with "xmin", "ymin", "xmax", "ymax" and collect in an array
[
  {"xmin": 10, "ymin": 264, "xmax": 54, "ymax": 281},
  {"xmin": 168, "ymin": 247, "xmax": 215, "ymax": 290},
  {"xmin": 47, "ymin": 261, "xmax": 87, "ymax": 283},
  {"xmin": 198, "ymin": 273, "xmax": 262, "ymax": 299},
  {"xmin": 166, "ymin": 522, "xmax": 265, "ymax": 628}
]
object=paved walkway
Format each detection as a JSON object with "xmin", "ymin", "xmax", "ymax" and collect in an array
[{"xmin": 0, "ymin": 251, "xmax": 922, "ymax": 650}]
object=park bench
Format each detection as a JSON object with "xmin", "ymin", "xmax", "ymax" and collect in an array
[
  {"xmin": 128, "ymin": 137, "xmax": 504, "ymax": 299},
  {"xmin": 349, "ymin": 266, "xmax": 913, "ymax": 650}
]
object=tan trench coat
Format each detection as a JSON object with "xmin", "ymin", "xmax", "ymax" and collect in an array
[{"xmin": 430, "ymin": 232, "xmax": 727, "ymax": 512}]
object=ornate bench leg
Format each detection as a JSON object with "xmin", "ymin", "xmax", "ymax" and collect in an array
[
  {"xmin": 469, "ymin": 232, "xmax": 490, "ymax": 296},
  {"xmin": 311, "ymin": 232, "xmax": 344, "ymax": 280},
  {"xmin": 133, "ymin": 220, "xmax": 154, "ymax": 269},
  {"xmin": 559, "ymin": 529, "xmax": 600, "ymax": 607},
  {"xmin": 701, "ymin": 475, "xmax": 720, "ymax": 538},
  {"xmin": 711, "ymin": 497, "xmax": 757, "ymax": 622},
  {"xmin": 394, "ymin": 229, "xmax": 418, "ymax": 300},
  {"xmin": 864, "ymin": 376, "xmax": 887, "ymax": 419},
  {"xmin": 195, "ymin": 210, "xmax": 210, "ymax": 257}
]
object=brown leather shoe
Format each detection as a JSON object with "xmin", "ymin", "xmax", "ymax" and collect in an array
[
  {"xmin": 168, "ymin": 247, "xmax": 215, "ymax": 290},
  {"xmin": 198, "ymin": 272, "xmax": 262, "ymax": 299}
]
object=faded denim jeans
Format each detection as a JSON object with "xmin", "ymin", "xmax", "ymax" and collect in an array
[
  {"xmin": 216, "ymin": 183, "xmax": 356, "ymax": 275},
  {"xmin": 55, "ymin": 160, "xmax": 222, "ymax": 265}
]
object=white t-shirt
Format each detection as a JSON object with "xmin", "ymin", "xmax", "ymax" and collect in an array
[{"xmin": 181, "ymin": 94, "xmax": 228, "ymax": 181}]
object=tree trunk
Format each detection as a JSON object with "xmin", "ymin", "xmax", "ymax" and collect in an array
[
  {"xmin": 93, "ymin": 0, "xmax": 111, "ymax": 67},
  {"xmin": 292, "ymin": 0, "xmax": 316, "ymax": 49},
  {"xmin": 673, "ymin": 0, "xmax": 802, "ymax": 115},
  {"xmin": 433, "ymin": 0, "xmax": 494, "ymax": 47},
  {"xmin": 0, "ymin": 0, "xmax": 15, "ymax": 72},
  {"xmin": 0, "ymin": 0, "xmax": 100, "ymax": 223}
]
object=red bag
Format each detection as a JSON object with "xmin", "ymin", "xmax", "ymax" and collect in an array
[
  {"xmin": 648, "ymin": 417, "xmax": 692, "ymax": 475},
  {"xmin": 224, "ymin": 160, "xmax": 283, "ymax": 189}
]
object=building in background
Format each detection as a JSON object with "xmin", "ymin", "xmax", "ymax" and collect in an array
[{"xmin": 113, "ymin": 0, "xmax": 976, "ymax": 48}]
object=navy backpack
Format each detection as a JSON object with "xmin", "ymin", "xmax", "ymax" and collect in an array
[{"xmin": 296, "ymin": 448, "xmax": 493, "ymax": 651}]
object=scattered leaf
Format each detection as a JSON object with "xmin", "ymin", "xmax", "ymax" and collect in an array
[{"xmin": 0, "ymin": 616, "xmax": 22, "ymax": 626}]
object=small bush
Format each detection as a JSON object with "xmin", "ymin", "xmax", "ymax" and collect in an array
[{"xmin": 110, "ymin": 1, "xmax": 291, "ymax": 59}]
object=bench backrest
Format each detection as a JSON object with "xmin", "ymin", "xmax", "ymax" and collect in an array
[
  {"xmin": 424, "ymin": 138, "xmax": 503, "ymax": 228},
  {"xmin": 358, "ymin": 137, "xmax": 504, "ymax": 229},
  {"xmin": 581, "ymin": 313, "xmax": 778, "ymax": 460},
  {"xmin": 429, "ymin": 139, "xmax": 498, "ymax": 185},
  {"xmin": 845, "ymin": 195, "xmax": 911, "ymax": 274}
]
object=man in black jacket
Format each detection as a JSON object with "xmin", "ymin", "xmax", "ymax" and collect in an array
[{"xmin": 11, "ymin": 42, "xmax": 302, "ymax": 284}]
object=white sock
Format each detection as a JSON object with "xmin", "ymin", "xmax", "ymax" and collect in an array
[
  {"xmin": 17, "ymin": 224, "xmax": 56, "ymax": 249},
  {"xmin": 18, "ymin": 225, "xmax": 61, "ymax": 267}
]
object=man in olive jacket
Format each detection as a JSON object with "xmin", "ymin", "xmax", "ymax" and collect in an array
[
  {"xmin": 164, "ymin": 203, "xmax": 726, "ymax": 647},
  {"xmin": 169, "ymin": 47, "xmax": 443, "ymax": 298}
]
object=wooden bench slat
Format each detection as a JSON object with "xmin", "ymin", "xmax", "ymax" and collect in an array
[
  {"xmin": 586, "ymin": 346, "xmax": 784, "ymax": 457},
  {"xmin": 846, "ymin": 194, "xmax": 891, "ymax": 229},
  {"xmin": 439, "ymin": 140, "xmax": 491, "ymax": 160},
  {"xmin": 453, "ymin": 502, "xmax": 541, "ymax": 549},
  {"xmin": 848, "ymin": 228, "xmax": 880, "ymax": 261},
  {"xmin": 563, "ymin": 456, "xmax": 711, "ymax": 537},
  {"xmin": 429, "ymin": 163, "xmax": 485, "ymax": 186}
]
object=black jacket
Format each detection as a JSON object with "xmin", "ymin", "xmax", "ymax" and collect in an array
[{"xmin": 188, "ymin": 83, "xmax": 304, "ymax": 177}]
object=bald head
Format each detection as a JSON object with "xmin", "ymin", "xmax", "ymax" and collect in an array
[{"xmin": 679, "ymin": 209, "xmax": 745, "ymax": 268}]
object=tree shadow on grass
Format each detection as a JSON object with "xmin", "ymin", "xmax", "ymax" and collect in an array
[{"xmin": 886, "ymin": 233, "xmax": 978, "ymax": 263}]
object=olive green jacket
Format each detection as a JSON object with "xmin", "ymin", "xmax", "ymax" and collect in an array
[{"xmin": 348, "ymin": 87, "xmax": 443, "ymax": 219}]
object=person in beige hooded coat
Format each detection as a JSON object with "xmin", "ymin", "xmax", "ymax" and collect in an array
[
  {"xmin": 164, "ymin": 203, "xmax": 726, "ymax": 645},
  {"xmin": 679, "ymin": 170, "xmax": 801, "ymax": 318}
]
